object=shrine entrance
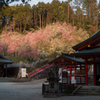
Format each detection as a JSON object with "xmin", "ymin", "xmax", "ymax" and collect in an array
[
  {"xmin": 96, "ymin": 63, "xmax": 100, "ymax": 85},
  {"xmin": 60, "ymin": 64, "xmax": 94, "ymax": 85},
  {"xmin": 49, "ymin": 54, "xmax": 85, "ymax": 85},
  {"xmin": 88, "ymin": 64, "xmax": 94, "ymax": 85},
  {"xmin": 60, "ymin": 64, "xmax": 85, "ymax": 85},
  {"xmin": 69, "ymin": 54, "xmax": 100, "ymax": 86}
]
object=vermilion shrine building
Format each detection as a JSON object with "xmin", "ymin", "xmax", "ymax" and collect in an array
[
  {"xmin": 49, "ymin": 54, "xmax": 85, "ymax": 85},
  {"xmin": 49, "ymin": 30, "xmax": 100, "ymax": 86}
]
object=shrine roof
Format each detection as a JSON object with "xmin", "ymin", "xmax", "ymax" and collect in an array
[
  {"xmin": 0, "ymin": 54, "xmax": 13, "ymax": 64},
  {"xmin": 73, "ymin": 30, "xmax": 100, "ymax": 51},
  {"xmin": 49, "ymin": 54, "xmax": 84, "ymax": 64},
  {"xmin": 0, "ymin": 54, "xmax": 9, "ymax": 59},
  {"xmin": 0, "ymin": 59, "xmax": 13, "ymax": 64},
  {"xmin": 71, "ymin": 48, "xmax": 100, "ymax": 57}
]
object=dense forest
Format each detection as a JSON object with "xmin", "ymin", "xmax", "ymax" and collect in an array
[
  {"xmin": 0, "ymin": 0, "xmax": 100, "ymax": 35},
  {"xmin": 0, "ymin": 0, "xmax": 100, "ymax": 62}
]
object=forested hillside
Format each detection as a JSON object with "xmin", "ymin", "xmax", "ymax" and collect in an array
[
  {"xmin": 0, "ymin": 0, "xmax": 100, "ymax": 35},
  {"xmin": 0, "ymin": 0, "xmax": 99, "ymax": 62}
]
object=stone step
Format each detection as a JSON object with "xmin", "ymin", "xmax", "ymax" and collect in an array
[
  {"xmin": 77, "ymin": 90, "xmax": 88, "ymax": 93},
  {"xmin": 75, "ymin": 92, "xmax": 100, "ymax": 95},
  {"xmin": 73, "ymin": 86, "xmax": 100, "ymax": 96},
  {"xmin": 75, "ymin": 92, "xmax": 89, "ymax": 95},
  {"xmin": 80, "ymin": 89, "xmax": 100, "ymax": 92},
  {"xmin": 78, "ymin": 89, "xmax": 100, "ymax": 91}
]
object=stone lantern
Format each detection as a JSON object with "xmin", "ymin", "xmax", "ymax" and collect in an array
[{"xmin": 44, "ymin": 65, "xmax": 61, "ymax": 97}]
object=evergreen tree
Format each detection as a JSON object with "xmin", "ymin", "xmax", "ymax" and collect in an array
[
  {"xmin": 51, "ymin": 0, "xmax": 60, "ymax": 22},
  {"xmin": 16, "ymin": 4, "xmax": 24, "ymax": 32},
  {"xmin": 45, "ymin": 3, "xmax": 53, "ymax": 25},
  {"xmin": 67, "ymin": 0, "xmax": 72, "ymax": 23},
  {"xmin": 32, "ymin": 5, "xmax": 38, "ymax": 29},
  {"xmin": 58, "ymin": 6, "xmax": 65, "ymax": 22},
  {"xmin": 23, "ymin": 4, "xmax": 32, "ymax": 31},
  {"xmin": 2, "ymin": 5, "xmax": 12, "ymax": 31}
]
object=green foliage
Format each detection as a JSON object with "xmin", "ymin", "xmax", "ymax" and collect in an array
[
  {"xmin": 0, "ymin": 0, "xmax": 99, "ymax": 35},
  {"xmin": 0, "ymin": 29, "xmax": 2, "ymax": 34},
  {"xmin": 11, "ymin": 56, "xmax": 28, "ymax": 63},
  {"xmin": 2, "ymin": 5, "xmax": 12, "ymax": 26},
  {"xmin": 58, "ymin": 6, "xmax": 65, "ymax": 22},
  {"xmin": 51, "ymin": 0, "xmax": 60, "ymax": 22}
]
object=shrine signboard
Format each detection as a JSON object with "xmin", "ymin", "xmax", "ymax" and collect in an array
[{"xmin": 21, "ymin": 68, "xmax": 26, "ymax": 77}]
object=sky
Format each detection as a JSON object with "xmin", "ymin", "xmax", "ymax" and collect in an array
[
  {"xmin": 9, "ymin": 0, "xmax": 100, "ymax": 8},
  {"xmin": 9, "ymin": 0, "xmax": 68, "ymax": 7}
]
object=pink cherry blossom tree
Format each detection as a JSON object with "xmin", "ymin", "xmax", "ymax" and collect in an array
[{"xmin": 0, "ymin": 22, "xmax": 89, "ymax": 60}]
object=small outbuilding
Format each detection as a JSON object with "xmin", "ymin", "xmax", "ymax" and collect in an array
[{"xmin": 0, "ymin": 54, "xmax": 13, "ymax": 77}]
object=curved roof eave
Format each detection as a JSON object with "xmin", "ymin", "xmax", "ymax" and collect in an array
[{"xmin": 73, "ymin": 30, "xmax": 100, "ymax": 51}]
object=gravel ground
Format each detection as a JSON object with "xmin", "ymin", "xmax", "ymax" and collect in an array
[{"xmin": 0, "ymin": 79, "xmax": 100, "ymax": 100}]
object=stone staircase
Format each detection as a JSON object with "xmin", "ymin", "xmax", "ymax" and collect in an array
[{"xmin": 74, "ymin": 86, "xmax": 100, "ymax": 95}]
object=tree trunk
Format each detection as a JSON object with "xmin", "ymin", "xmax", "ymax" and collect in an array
[
  {"xmin": 42, "ymin": 14, "xmax": 43, "ymax": 28},
  {"xmin": 96, "ymin": 13, "xmax": 99, "ymax": 31},
  {"xmin": 24, "ymin": 19, "xmax": 26, "ymax": 31},
  {"xmin": 39, "ymin": 14, "xmax": 41, "ymax": 28},
  {"xmin": 68, "ymin": 3, "xmax": 69, "ymax": 23},
  {"xmin": 82, "ymin": 4, "xmax": 84, "ymax": 29},
  {"xmin": 13, "ymin": 12, "xmax": 15, "ymax": 31},
  {"xmin": 20, "ymin": 21, "xmax": 22, "ymax": 32}
]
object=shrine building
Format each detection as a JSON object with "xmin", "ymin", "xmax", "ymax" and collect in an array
[
  {"xmin": 71, "ymin": 29, "xmax": 100, "ymax": 86},
  {"xmin": 49, "ymin": 53, "xmax": 85, "ymax": 85},
  {"xmin": 49, "ymin": 30, "xmax": 100, "ymax": 86}
]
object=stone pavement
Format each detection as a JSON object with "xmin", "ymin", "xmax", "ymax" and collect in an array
[
  {"xmin": 0, "ymin": 77, "xmax": 15, "ymax": 82},
  {"xmin": 0, "ymin": 77, "xmax": 31, "ymax": 82},
  {"xmin": 0, "ymin": 78, "xmax": 100, "ymax": 100}
]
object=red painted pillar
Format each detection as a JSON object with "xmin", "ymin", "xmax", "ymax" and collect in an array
[
  {"xmin": 85, "ymin": 60, "xmax": 88, "ymax": 86},
  {"xmin": 75, "ymin": 65, "xmax": 76, "ymax": 85},
  {"xmin": 93, "ymin": 63, "xmax": 96, "ymax": 85}
]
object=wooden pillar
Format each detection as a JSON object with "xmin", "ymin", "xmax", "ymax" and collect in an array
[
  {"xmin": 85, "ymin": 60, "xmax": 88, "ymax": 86},
  {"xmin": 70, "ymin": 66, "xmax": 71, "ymax": 84},
  {"xmin": 80, "ymin": 64, "xmax": 82, "ymax": 84},
  {"xmin": 93, "ymin": 63, "xmax": 96, "ymax": 85},
  {"xmin": 6, "ymin": 64, "xmax": 7, "ymax": 77}
]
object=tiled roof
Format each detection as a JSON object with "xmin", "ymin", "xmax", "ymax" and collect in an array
[
  {"xmin": 0, "ymin": 54, "xmax": 13, "ymax": 64},
  {"xmin": 49, "ymin": 54, "xmax": 84, "ymax": 64},
  {"xmin": 71, "ymin": 48, "xmax": 100, "ymax": 56},
  {"xmin": 73, "ymin": 30, "xmax": 100, "ymax": 51},
  {"xmin": 0, "ymin": 59, "xmax": 12, "ymax": 64}
]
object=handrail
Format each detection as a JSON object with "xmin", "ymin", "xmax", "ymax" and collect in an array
[{"xmin": 30, "ymin": 64, "xmax": 52, "ymax": 77}]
